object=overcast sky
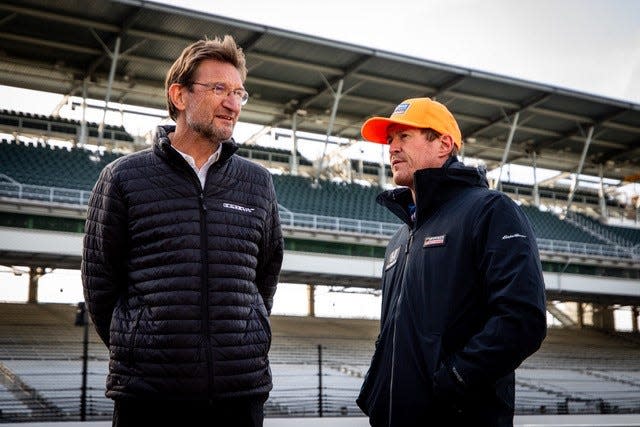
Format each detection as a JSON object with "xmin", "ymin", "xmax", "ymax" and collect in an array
[{"xmin": 159, "ymin": 0, "xmax": 640, "ymax": 104}]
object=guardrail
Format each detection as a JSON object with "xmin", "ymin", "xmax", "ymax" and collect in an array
[
  {"xmin": 0, "ymin": 181, "xmax": 91, "ymax": 206},
  {"xmin": 536, "ymin": 238, "xmax": 636, "ymax": 260},
  {"xmin": 279, "ymin": 210, "xmax": 400, "ymax": 237},
  {"xmin": 0, "ymin": 181, "xmax": 637, "ymax": 260}
]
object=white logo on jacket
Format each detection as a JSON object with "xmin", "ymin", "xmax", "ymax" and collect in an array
[
  {"xmin": 502, "ymin": 233, "xmax": 527, "ymax": 240},
  {"xmin": 223, "ymin": 202, "xmax": 255, "ymax": 213}
]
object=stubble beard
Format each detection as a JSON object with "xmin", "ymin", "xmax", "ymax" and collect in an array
[
  {"xmin": 187, "ymin": 114, "xmax": 234, "ymax": 143},
  {"xmin": 392, "ymin": 169, "xmax": 411, "ymax": 188}
]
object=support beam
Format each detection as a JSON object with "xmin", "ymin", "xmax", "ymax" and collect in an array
[
  {"xmin": 291, "ymin": 112, "xmax": 299, "ymax": 176},
  {"xmin": 378, "ymin": 144, "xmax": 387, "ymax": 188},
  {"xmin": 633, "ymin": 306, "xmax": 639, "ymax": 333},
  {"xmin": 51, "ymin": 94, "xmax": 70, "ymax": 117},
  {"xmin": 316, "ymin": 78, "xmax": 344, "ymax": 181},
  {"xmin": 307, "ymin": 284, "xmax": 315, "ymax": 317},
  {"xmin": 98, "ymin": 36, "xmax": 122, "ymax": 145},
  {"xmin": 546, "ymin": 301, "xmax": 576, "ymax": 327},
  {"xmin": 495, "ymin": 112, "xmax": 520, "ymax": 189},
  {"xmin": 27, "ymin": 266, "xmax": 45, "ymax": 303},
  {"xmin": 592, "ymin": 303, "xmax": 615, "ymax": 331},
  {"xmin": 577, "ymin": 302, "xmax": 584, "ymax": 328},
  {"xmin": 532, "ymin": 150, "xmax": 540, "ymax": 207},
  {"xmin": 79, "ymin": 79, "xmax": 88, "ymax": 147},
  {"xmin": 565, "ymin": 126, "xmax": 594, "ymax": 216},
  {"xmin": 598, "ymin": 164, "xmax": 608, "ymax": 218}
]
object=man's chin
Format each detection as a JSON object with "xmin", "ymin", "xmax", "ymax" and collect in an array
[
  {"xmin": 392, "ymin": 175, "xmax": 409, "ymax": 188},
  {"xmin": 214, "ymin": 125, "xmax": 234, "ymax": 141},
  {"xmin": 195, "ymin": 128, "xmax": 233, "ymax": 143}
]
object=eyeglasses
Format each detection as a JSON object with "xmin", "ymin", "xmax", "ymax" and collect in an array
[{"xmin": 190, "ymin": 82, "xmax": 249, "ymax": 105}]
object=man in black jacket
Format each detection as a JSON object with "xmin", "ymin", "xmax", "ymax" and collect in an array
[
  {"xmin": 81, "ymin": 36, "xmax": 283, "ymax": 427},
  {"xmin": 356, "ymin": 98, "xmax": 547, "ymax": 426}
]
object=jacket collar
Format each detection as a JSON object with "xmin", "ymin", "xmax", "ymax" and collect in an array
[
  {"xmin": 153, "ymin": 125, "xmax": 239, "ymax": 167},
  {"xmin": 378, "ymin": 157, "xmax": 488, "ymax": 226}
]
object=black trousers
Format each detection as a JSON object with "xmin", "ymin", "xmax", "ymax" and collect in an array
[{"xmin": 112, "ymin": 395, "xmax": 267, "ymax": 427}]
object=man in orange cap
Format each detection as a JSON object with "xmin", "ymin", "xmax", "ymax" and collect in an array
[{"xmin": 356, "ymin": 98, "xmax": 547, "ymax": 426}]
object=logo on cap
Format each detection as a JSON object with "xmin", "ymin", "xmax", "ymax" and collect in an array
[{"xmin": 392, "ymin": 103, "xmax": 410, "ymax": 115}]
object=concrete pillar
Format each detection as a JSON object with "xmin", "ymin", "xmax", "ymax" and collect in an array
[
  {"xmin": 307, "ymin": 284, "xmax": 315, "ymax": 317},
  {"xmin": 291, "ymin": 112, "xmax": 299, "ymax": 176},
  {"xmin": 28, "ymin": 266, "xmax": 45, "ymax": 303},
  {"xmin": 632, "ymin": 306, "xmax": 639, "ymax": 333},
  {"xmin": 378, "ymin": 144, "xmax": 386, "ymax": 188},
  {"xmin": 592, "ymin": 304, "xmax": 615, "ymax": 331},
  {"xmin": 577, "ymin": 302, "xmax": 584, "ymax": 328}
]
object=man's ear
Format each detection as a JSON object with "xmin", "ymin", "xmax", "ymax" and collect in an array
[
  {"xmin": 168, "ymin": 83, "xmax": 186, "ymax": 114},
  {"xmin": 439, "ymin": 134, "xmax": 455, "ymax": 157}
]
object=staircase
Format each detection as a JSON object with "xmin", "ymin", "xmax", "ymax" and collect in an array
[
  {"xmin": 563, "ymin": 211, "xmax": 638, "ymax": 258},
  {"xmin": 0, "ymin": 361, "xmax": 63, "ymax": 418}
]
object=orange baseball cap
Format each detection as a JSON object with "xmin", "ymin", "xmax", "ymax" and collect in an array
[{"xmin": 361, "ymin": 97, "xmax": 462, "ymax": 149}]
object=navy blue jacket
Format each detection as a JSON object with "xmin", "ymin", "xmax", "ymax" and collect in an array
[
  {"xmin": 357, "ymin": 158, "xmax": 547, "ymax": 426},
  {"xmin": 82, "ymin": 125, "xmax": 283, "ymax": 401}
]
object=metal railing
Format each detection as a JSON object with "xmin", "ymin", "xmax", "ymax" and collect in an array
[
  {"xmin": 278, "ymin": 210, "xmax": 400, "ymax": 237},
  {"xmin": 2, "ymin": 333, "xmax": 640, "ymax": 422},
  {"xmin": 537, "ymin": 238, "xmax": 637, "ymax": 260},
  {"xmin": 0, "ymin": 180, "xmax": 638, "ymax": 259},
  {"xmin": 0, "ymin": 181, "xmax": 399, "ymax": 238},
  {"xmin": 0, "ymin": 181, "xmax": 91, "ymax": 206},
  {"xmin": 564, "ymin": 211, "xmax": 639, "ymax": 256}
]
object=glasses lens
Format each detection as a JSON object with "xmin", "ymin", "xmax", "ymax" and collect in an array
[
  {"xmin": 195, "ymin": 82, "xmax": 248, "ymax": 105},
  {"xmin": 240, "ymin": 91, "xmax": 249, "ymax": 105}
]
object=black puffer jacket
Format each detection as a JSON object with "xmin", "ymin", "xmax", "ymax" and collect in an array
[{"xmin": 81, "ymin": 125, "xmax": 283, "ymax": 401}]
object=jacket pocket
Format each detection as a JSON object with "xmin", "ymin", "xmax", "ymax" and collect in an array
[
  {"xmin": 356, "ymin": 327, "xmax": 394, "ymax": 423},
  {"xmin": 252, "ymin": 293, "xmax": 272, "ymax": 352},
  {"xmin": 356, "ymin": 349, "xmax": 377, "ymax": 415},
  {"xmin": 127, "ymin": 306, "xmax": 145, "ymax": 366},
  {"xmin": 392, "ymin": 331, "xmax": 442, "ymax": 418}
]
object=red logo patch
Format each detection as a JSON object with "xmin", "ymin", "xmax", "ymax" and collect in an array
[{"xmin": 423, "ymin": 235, "xmax": 446, "ymax": 247}]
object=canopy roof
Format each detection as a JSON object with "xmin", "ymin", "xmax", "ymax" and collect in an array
[{"xmin": 1, "ymin": 0, "xmax": 639, "ymax": 181}]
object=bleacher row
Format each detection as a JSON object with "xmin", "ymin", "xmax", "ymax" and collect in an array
[
  {"xmin": 0, "ymin": 139, "xmax": 121, "ymax": 191},
  {"xmin": 236, "ymin": 145, "xmax": 313, "ymax": 168},
  {"xmin": 1, "ymin": 138, "xmax": 639, "ymax": 251},
  {"xmin": 0, "ymin": 303, "xmax": 639, "ymax": 421},
  {"xmin": 0, "ymin": 109, "xmax": 134, "ymax": 143}
]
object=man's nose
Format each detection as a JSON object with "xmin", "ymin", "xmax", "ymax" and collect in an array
[
  {"xmin": 388, "ymin": 137, "xmax": 401, "ymax": 152},
  {"xmin": 221, "ymin": 94, "xmax": 242, "ymax": 112}
]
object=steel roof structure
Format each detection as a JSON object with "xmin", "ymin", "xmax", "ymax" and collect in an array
[{"xmin": 1, "ymin": 0, "xmax": 639, "ymax": 183}]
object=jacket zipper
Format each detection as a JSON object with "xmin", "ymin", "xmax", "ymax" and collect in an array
[
  {"xmin": 163, "ymin": 143, "xmax": 218, "ymax": 397},
  {"xmin": 198, "ymin": 189, "xmax": 214, "ymax": 396},
  {"xmin": 389, "ymin": 228, "xmax": 414, "ymax": 426}
]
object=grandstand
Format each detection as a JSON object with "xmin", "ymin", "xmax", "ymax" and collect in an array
[
  {"xmin": 0, "ymin": 109, "xmax": 137, "ymax": 150},
  {"xmin": 1, "ymin": 0, "xmax": 640, "ymax": 424},
  {"xmin": 1, "ymin": 303, "xmax": 640, "ymax": 422},
  {"xmin": 1, "ymin": 110, "xmax": 640, "ymax": 422}
]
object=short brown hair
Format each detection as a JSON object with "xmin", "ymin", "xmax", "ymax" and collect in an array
[
  {"xmin": 421, "ymin": 128, "xmax": 458, "ymax": 157},
  {"xmin": 165, "ymin": 35, "xmax": 247, "ymax": 120}
]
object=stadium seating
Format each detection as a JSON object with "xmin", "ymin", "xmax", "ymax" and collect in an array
[
  {"xmin": 2, "ymin": 137, "xmax": 639, "ymax": 253},
  {"xmin": 521, "ymin": 206, "xmax": 605, "ymax": 245},
  {"xmin": 0, "ymin": 109, "xmax": 134, "ymax": 143},
  {"xmin": 1, "ymin": 303, "xmax": 640, "ymax": 420},
  {"xmin": 271, "ymin": 174, "xmax": 398, "ymax": 223},
  {"xmin": 350, "ymin": 159, "xmax": 392, "ymax": 178},
  {"xmin": 574, "ymin": 212, "xmax": 640, "ymax": 248},
  {"xmin": 0, "ymin": 139, "xmax": 121, "ymax": 191},
  {"xmin": 236, "ymin": 144, "xmax": 313, "ymax": 167},
  {"xmin": 1, "ymin": 131, "xmax": 639, "ymax": 417}
]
